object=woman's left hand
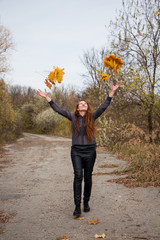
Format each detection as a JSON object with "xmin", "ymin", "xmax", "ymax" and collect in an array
[{"xmin": 109, "ymin": 81, "xmax": 121, "ymax": 97}]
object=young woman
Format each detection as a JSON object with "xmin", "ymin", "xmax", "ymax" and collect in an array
[{"xmin": 37, "ymin": 82, "xmax": 120, "ymax": 216}]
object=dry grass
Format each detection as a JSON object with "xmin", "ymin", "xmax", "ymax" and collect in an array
[
  {"xmin": 97, "ymin": 123, "xmax": 160, "ymax": 187},
  {"xmin": 113, "ymin": 141, "xmax": 160, "ymax": 187}
]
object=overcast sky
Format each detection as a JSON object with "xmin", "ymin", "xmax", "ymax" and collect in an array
[{"xmin": 0, "ymin": 0, "xmax": 123, "ymax": 91}]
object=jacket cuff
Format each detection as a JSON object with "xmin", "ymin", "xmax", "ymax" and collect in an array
[
  {"xmin": 48, "ymin": 99, "xmax": 54, "ymax": 105},
  {"xmin": 107, "ymin": 96, "xmax": 112, "ymax": 101}
]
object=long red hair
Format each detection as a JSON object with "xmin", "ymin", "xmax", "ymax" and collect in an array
[{"xmin": 74, "ymin": 100, "xmax": 96, "ymax": 141}]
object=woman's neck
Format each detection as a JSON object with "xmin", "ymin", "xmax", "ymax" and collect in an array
[{"xmin": 79, "ymin": 111, "xmax": 86, "ymax": 117}]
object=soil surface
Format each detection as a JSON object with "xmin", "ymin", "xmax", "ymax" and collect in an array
[{"xmin": 0, "ymin": 133, "xmax": 160, "ymax": 240}]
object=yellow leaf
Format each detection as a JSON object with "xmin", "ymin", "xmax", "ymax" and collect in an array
[
  {"xmin": 87, "ymin": 218, "xmax": 99, "ymax": 225},
  {"xmin": 57, "ymin": 236, "xmax": 69, "ymax": 240},
  {"xmin": 94, "ymin": 233, "xmax": 106, "ymax": 239},
  {"xmin": 44, "ymin": 79, "xmax": 52, "ymax": 89},
  {"xmin": 100, "ymin": 73, "xmax": 110, "ymax": 81},
  {"xmin": 155, "ymin": 11, "xmax": 158, "ymax": 15},
  {"xmin": 76, "ymin": 217, "xmax": 84, "ymax": 220}
]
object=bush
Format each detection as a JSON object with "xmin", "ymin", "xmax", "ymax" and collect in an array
[
  {"xmin": 52, "ymin": 117, "xmax": 71, "ymax": 138},
  {"xmin": 20, "ymin": 103, "xmax": 36, "ymax": 130},
  {"xmin": 96, "ymin": 115, "xmax": 126, "ymax": 150},
  {"xmin": 34, "ymin": 108, "xmax": 62, "ymax": 133}
]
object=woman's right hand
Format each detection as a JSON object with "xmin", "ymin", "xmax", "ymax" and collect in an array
[
  {"xmin": 37, "ymin": 89, "xmax": 52, "ymax": 102},
  {"xmin": 37, "ymin": 89, "xmax": 47, "ymax": 98}
]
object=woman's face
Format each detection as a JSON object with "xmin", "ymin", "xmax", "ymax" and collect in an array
[{"xmin": 77, "ymin": 101, "xmax": 88, "ymax": 112}]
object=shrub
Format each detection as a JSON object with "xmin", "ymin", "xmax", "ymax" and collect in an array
[
  {"xmin": 34, "ymin": 108, "xmax": 62, "ymax": 133},
  {"xmin": 20, "ymin": 103, "xmax": 36, "ymax": 130}
]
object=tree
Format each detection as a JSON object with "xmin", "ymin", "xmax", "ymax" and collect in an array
[
  {"xmin": 8, "ymin": 84, "xmax": 37, "ymax": 109},
  {"xmin": 0, "ymin": 22, "xmax": 14, "ymax": 76},
  {"xmin": 0, "ymin": 79, "xmax": 16, "ymax": 142},
  {"xmin": 109, "ymin": 0, "xmax": 160, "ymax": 141}
]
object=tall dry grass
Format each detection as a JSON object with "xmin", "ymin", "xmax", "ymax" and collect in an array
[{"xmin": 97, "ymin": 122, "xmax": 160, "ymax": 186}]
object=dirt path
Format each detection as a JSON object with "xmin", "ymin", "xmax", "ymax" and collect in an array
[{"xmin": 0, "ymin": 133, "xmax": 160, "ymax": 240}]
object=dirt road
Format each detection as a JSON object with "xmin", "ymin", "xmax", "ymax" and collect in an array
[{"xmin": 0, "ymin": 133, "xmax": 160, "ymax": 240}]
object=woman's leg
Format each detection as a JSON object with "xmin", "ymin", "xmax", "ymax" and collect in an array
[
  {"xmin": 83, "ymin": 148, "xmax": 96, "ymax": 206},
  {"xmin": 71, "ymin": 148, "xmax": 83, "ymax": 207}
]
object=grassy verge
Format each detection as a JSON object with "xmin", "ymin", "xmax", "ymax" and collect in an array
[{"xmin": 111, "ymin": 142, "xmax": 160, "ymax": 187}]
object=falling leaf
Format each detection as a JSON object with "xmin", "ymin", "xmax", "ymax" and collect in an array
[
  {"xmin": 57, "ymin": 236, "xmax": 69, "ymax": 240},
  {"xmin": 94, "ymin": 233, "xmax": 106, "ymax": 239},
  {"xmin": 87, "ymin": 218, "xmax": 99, "ymax": 225},
  {"xmin": 44, "ymin": 79, "xmax": 52, "ymax": 89},
  {"xmin": 76, "ymin": 217, "xmax": 84, "ymax": 220},
  {"xmin": 155, "ymin": 11, "xmax": 158, "ymax": 15},
  {"xmin": 100, "ymin": 73, "xmax": 110, "ymax": 81},
  {"xmin": 103, "ymin": 54, "xmax": 123, "ymax": 74}
]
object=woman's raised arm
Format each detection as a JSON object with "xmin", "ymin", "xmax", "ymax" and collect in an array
[
  {"xmin": 93, "ymin": 81, "xmax": 121, "ymax": 120},
  {"xmin": 37, "ymin": 89, "xmax": 72, "ymax": 121}
]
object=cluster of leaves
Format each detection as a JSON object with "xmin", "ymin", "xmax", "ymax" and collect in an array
[{"xmin": 45, "ymin": 66, "xmax": 65, "ymax": 89}]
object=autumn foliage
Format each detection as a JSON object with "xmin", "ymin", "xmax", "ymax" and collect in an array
[
  {"xmin": 103, "ymin": 54, "xmax": 123, "ymax": 74},
  {"xmin": 100, "ymin": 54, "xmax": 123, "ymax": 81},
  {"xmin": 0, "ymin": 80, "xmax": 21, "ymax": 143},
  {"xmin": 45, "ymin": 66, "xmax": 65, "ymax": 89}
]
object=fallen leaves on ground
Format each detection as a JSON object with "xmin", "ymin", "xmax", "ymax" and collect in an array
[
  {"xmin": 87, "ymin": 218, "xmax": 99, "ymax": 225},
  {"xmin": 0, "ymin": 212, "xmax": 11, "ymax": 223},
  {"xmin": 94, "ymin": 233, "xmax": 106, "ymax": 239},
  {"xmin": 75, "ymin": 217, "xmax": 84, "ymax": 220},
  {"xmin": 57, "ymin": 236, "xmax": 69, "ymax": 240}
]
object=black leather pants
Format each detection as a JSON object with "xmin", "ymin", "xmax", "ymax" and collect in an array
[{"xmin": 71, "ymin": 144, "xmax": 96, "ymax": 206}]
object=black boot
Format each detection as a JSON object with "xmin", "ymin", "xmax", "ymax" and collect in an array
[
  {"xmin": 83, "ymin": 201, "xmax": 90, "ymax": 212},
  {"xmin": 73, "ymin": 204, "xmax": 81, "ymax": 216}
]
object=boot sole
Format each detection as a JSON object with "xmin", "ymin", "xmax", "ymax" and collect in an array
[
  {"xmin": 83, "ymin": 208, "xmax": 90, "ymax": 212},
  {"xmin": 73, "ymin": 212, "xmax": 81, "ymax": 217}
]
